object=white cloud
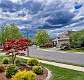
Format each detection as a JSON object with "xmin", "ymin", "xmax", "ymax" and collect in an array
[
  {"xmin": 9, "ymin": 0, "xmax": 19, "ymax": 3},
  {"xmin": 0, "ymin": 0, "xmax": 84, "ymax": 35}
]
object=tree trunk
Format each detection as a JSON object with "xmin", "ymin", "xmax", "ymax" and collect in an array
[
  {"xmin": 27, "ymin": 46, "xmax": 29, "ymax": 56},
  {"xmin": 12, "ymin": 52, "xmax": 16, "ymax": 64}
]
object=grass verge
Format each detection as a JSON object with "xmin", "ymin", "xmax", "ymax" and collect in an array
[
  {"xmin": 63, "ymin": 48, "xmax": 84, "ymax": 53},
  {"xmin": 43, "ymin": 64, "xmax": 84, "ymax": 80}
]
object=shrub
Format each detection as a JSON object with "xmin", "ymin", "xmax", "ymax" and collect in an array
[
  {"xmin": 15, "ymin": 59, "xmax": 21, "ymax": 66},
  {"xmin": 27, "ymin": 59, "xmax": 39, "ymax": 66},
  {"xmin": 20, "ymin": 58, "xmax": 27, "ymax": 63},
  {"xmin": 0, "ymin": 65, "xmax": 5, "ymax": 72},
  {"xmin": 2, "ymin": 58, "xmax": 9, "ymax": 64},
  {"xmin": 11, "ymin": 70, "xmax": 36, "ymax": 80},
  {"xmin": 33, "ymin": 66, "xmax": 43, "ymax": 75},
  {"xmin": 6, "ymin": 65, "xmax": 17, "ymax": 78},
  {"xmin": 43, "ymin": 43, "xmax": 53, "ymax": 48}
]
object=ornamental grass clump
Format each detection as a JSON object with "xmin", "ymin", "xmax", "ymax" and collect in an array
[{"xmin": 11, "ymin": 70, "xmax": 36, "ymax": 80}]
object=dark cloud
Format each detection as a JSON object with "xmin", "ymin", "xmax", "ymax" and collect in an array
[{"xmin": 0, "ymin": 0, "xmax": 84, "ymax": 38}]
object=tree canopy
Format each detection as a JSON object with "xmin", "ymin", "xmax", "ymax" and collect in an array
[
  {"xmin": 35, "ymin": 30, "xmax": 49, "ymax": 46},
  {"xmin": 3, "ymin": 38, "xmax": 31, "ymax": 64},
  {"xmin": 0, "ymin": 24, "xmax": 22, "ymax": 44},
  {"xmin": 70, "ymin": 30, "xmax": 84, "ymax": 48}
]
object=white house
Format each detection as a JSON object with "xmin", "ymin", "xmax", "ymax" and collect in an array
[{"xmin": 52, "ymin": 31, "xmax": 70, "ymax": 48}]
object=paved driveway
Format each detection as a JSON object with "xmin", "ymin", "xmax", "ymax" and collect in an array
[{"xmin": 29, "ymin": 46, "xmax": 84, "ymax": 65}]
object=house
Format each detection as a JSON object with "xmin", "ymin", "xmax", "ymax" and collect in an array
[{"xmin": 52, "ymin": 31, "xmax": 70, "ymax": 48}]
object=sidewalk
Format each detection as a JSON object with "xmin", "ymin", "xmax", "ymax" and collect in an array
[{"xmin": 17, "ymin": 56, "xmax": 84, "ymax": 72}]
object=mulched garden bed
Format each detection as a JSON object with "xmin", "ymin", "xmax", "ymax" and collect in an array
[
  {"xmin": 0, "ymin": 72, "xmax": 9, "ymax": 80},
  {"xmin": 36, "ymin": 68, "xmax": 48, "ymax": 80}
]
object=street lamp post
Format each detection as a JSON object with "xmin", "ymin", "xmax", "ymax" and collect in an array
[
  {"xmin": 25, "ymin": 25, "xmax": 29, "ymax": 56},
  {"xmin": 0, "ymin": 25, "xmax": 5, "ymax": 46}
]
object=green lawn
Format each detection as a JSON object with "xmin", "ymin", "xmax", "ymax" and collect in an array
[
  {"xmin": 43, "ymin": 64, "xmax": 84, "ymax": 80},
  {"xmin": 64, "ymin": 48, "xmax": 84, "ymax": 53}
]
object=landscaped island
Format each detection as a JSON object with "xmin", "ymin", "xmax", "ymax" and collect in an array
[{"xmin": 0, "ymin": 55, "xmax": 48, "ymax": 80}]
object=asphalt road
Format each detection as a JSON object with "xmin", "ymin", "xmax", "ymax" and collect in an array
[{"xmin": 29, "ymin": 46, "xmax": 84, "ymax": 65}]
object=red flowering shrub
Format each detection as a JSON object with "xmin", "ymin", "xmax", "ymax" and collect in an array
[
  {"xmin": 3, "ymin": 38, "xmax": 31, "ymax": 64},
  {"xmin": 40, "ymin": 43, "xmax": 53, "ymax": 48},
  {"xmin": 4, "ymin": 38, "xmax": 31, "ymax": 51}
]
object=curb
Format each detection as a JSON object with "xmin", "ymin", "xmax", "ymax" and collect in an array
[
  {"xmin": 45, "ymin": 68, "xmax": 52, "ymax": 80},
  {"xmin": 17, "ymin": 56, "xmax": 84, "ymax": 72}
]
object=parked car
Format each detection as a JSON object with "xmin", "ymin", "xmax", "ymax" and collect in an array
[{"xmin": 60, "ymin": 43, "xmax": 70, "ymax": 50}]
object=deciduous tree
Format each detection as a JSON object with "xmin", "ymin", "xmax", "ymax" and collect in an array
[
  {"xmin": 70, "ymin": 30, "xmax": 84, "ymax": 48},
  {"xmin": 0, "ymin": 24, "xmax": 22, "ymax": 45},
  {"xmin": 35, "ymin": 30, "xmax": 49, "ymax": 46},
  {"xmin": 3, "ymin": 38, "xmax": 31, "ymax": 64}
]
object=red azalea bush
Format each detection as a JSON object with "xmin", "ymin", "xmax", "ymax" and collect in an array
[{"xmin": 3, "ymin": 38, "xmax": 31, "ymax": 64}]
